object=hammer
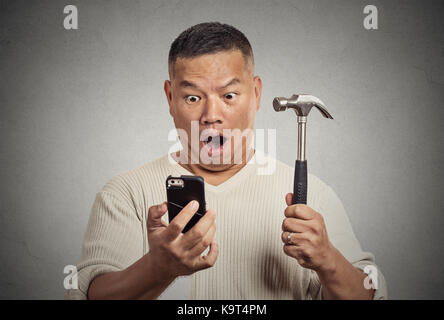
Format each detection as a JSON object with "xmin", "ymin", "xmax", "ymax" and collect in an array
[{"xmin": 273, "ymin": 94, "xmax": 333, "ymax": 205}]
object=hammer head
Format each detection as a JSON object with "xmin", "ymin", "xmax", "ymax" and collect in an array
[{"xmin": 273, "ymin": 94, "xmax": 333, "ymax": 119}]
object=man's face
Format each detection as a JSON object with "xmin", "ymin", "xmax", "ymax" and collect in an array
[{"xmin": 164, "ymin": 49, "xmax": 262, "ymax": 171}]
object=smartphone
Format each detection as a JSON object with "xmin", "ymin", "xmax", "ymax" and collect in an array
[{"xmin": 166, "ymin": 175, "xmax": 206, "ymax": 233}]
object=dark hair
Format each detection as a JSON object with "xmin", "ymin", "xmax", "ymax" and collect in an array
[{"xmin": 168, "ymin": 22, "xmax": 254, "ymax": 77}]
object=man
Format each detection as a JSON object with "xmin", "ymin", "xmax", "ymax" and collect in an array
[{"xmin": 66, "ymin": 22, "xmax": 387, "ymax": 300}]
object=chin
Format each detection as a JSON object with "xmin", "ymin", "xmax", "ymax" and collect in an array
[{"xmin": 199, "ymin": 162, "xmax": 233, "ymax": 172}]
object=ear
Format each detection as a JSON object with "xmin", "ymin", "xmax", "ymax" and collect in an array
[
  {"xmin": 164, "ymin": 80, "xmax": 174, "ymax": 117},
  {"xmin": 253, "ymin": 75, "xmax": 262, "ymax": 112}
]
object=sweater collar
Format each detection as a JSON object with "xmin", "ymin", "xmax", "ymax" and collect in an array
[{"xmin": 166, "ymin": 150, "xmax": 261, "ymax": 194}]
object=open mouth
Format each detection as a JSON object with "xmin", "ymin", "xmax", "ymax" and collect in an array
[{"xmin": 202, "ymin": 133, "xmax": 228, "ymax": 156}]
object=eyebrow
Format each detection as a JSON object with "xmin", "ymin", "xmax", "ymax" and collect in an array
[{"xmin": 179, "ymin": 77, "xmax": 241, "ymax": 90}]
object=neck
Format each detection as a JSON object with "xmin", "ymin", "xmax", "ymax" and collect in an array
[{"xmin": 175, "ymin": 148, "xmax": 255, "ymax": 186}]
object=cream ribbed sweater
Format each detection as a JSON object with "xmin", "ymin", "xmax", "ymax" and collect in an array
[{"xmin": 65, "ymin": 151, "xmax": 387, "ymax": 300}]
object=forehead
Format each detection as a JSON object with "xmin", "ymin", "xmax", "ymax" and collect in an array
[{"xmin": 172, "ymin": 50, "xmax": 250, "ymax": 83}]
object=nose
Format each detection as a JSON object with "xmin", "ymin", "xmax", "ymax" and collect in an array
[{"xmin": 200, "ymin": 95, "xmax": 223, "ymax": 125}]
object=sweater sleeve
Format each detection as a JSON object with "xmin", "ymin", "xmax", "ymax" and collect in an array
[
  {"xmin": 307, "ymin": 182, "xmax": 388, "ymax": 300},
  {"xmin": 64, "ymin": 186, "xmax": 144, "ymax": 300}
]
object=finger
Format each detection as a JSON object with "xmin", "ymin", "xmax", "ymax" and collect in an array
[
  {"xmin": 182, "ymin": 209, "xmax": 216, "ymax": 247},
  {"xmin": 282, "ymin": 217, "xmax": 312, "ymax": 233},
  {"xmin": 166, "ymin": 200, "xmax": 199, "ymax": 240},
  {"xmin": 281, "ymin": 231, "xmax": 306, "ymax": 245},
  {"xmin": 281, "ymin": 231, "xmax": 296, "ymax": 245},
  {"xmin": 283, "ymin": 243, "xmax": 299, "ymax": 257},
  {"xmin": 187, "ymin": 223, "xmax": 216, "ymax": 257},
  {"xmin": 283, "ymin": 244, "xmax": 308, "ymax": 266},
  {"xmin": 285, "ymin": 193, "xmax": 293, "ymax": 206},
  {"xmin": 147, "ymin": 202, "xmax": 168, "ymax": 229},
  {"xmin": 284, "ymin": 204, "xmax": 315, "ymax": 220},
  {"xmin": 194, "ymin": 241, "xmax": 219, "ymax": 271},
  {"xmin": 283, "ymin": 241, "xmax": 306, "ymax": 255}
]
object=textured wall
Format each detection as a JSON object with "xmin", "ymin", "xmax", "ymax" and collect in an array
[{"xmin": 1, "ymin": 0, "xmax": 443, "ymax": 299}]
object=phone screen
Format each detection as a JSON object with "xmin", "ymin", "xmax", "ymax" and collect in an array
[{"xmin": 166, "ymin": 175, "xmax": 206, "ymax": 233}]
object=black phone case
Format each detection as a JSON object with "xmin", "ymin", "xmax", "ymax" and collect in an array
[{"xmin": 166, "ymin": 175, "xmax": 206, "ymax": 233}]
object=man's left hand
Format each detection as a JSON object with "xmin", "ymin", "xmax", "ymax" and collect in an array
[{"xmin": 281, "ymin": 192, "xmax": 337, "ymax": 272}]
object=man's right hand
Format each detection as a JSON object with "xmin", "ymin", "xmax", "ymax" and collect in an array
[
  {"xmin": 87, "ymin": 200, "xmax": 217, "ymax": 300},
  {"xmin": 146, "ymin": 200, "xmax": 219, "ymax": 280}
]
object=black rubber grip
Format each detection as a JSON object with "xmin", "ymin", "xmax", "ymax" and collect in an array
[{"xmin": 293, "ymin": 160, "xmax": 307, "ymax": 204}]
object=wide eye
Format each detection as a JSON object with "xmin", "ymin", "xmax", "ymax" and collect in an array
[
  {"xmin": 225, "ymin": 92, "xmax": 237, "ymax": 100},
  {"xmin": 185, "ymin": 95, "xmax": 201, "ymax": 104}
]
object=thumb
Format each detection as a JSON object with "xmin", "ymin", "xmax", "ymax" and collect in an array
[
  {"xmin": 285, "ymin": 193, "xmax": 293, "ymax": 206},
  {"xmin": 147, "ymin": 202, "xmax": 168, "ymax": 229}
]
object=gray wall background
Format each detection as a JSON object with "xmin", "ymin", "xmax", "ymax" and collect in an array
[{"xmin": 1, "ymin": 0, "xmax": 443, "ymax": 299}]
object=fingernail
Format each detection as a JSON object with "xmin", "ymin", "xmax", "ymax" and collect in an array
[{"xmin": 191, "ymin": 200, "xmax": 198, "ymax": 209}]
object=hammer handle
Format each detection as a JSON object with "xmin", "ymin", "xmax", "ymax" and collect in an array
[{"xmin": 293, "ymin": 160, "xmax": 307, "ymax": 204}]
